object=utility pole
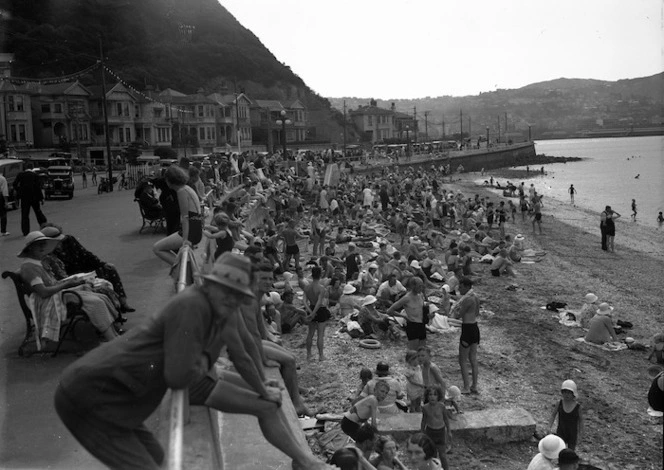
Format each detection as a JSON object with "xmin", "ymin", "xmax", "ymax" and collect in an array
[
  {"xmin": 459, "ymin": 109, "xmax": 463, "ymax": 142},
  {"xmin": 343, "ymin": 100, "xmax": 347, "ymax": 160},
  {"xmin": 413, "ymin": 106, "xmax": 417, "ymax": 142},
  {"xmin": 497, "ymin": 115, "xmax": 501, "ymax": 144},
  {"xmin": 99, "ymin": 37, "xmax": 113, "ymax": 191},
  {"xmin": 468, "ymin": 116, "xmax": 471, "ymax": 142},
  {"xmin": 442, "ymin": 117, "xmax": 445, "ymax": 139},
  {"xmin": 504, "ymin": 112, "xmax": 508, "ymax": 138},
  {"xmin": 234, "ymin": 78, "xmax": 241, "ymax": 154},
  {"xmin": 424, "ymin": 111, "xmax": 429, "ymax": 141}
]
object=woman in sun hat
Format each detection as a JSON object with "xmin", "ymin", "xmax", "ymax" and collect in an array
[
  {"xmin": 577, "ymin": 293, "xmax": 599, "ymax": 328},
  {"xmin": 584, "ymin": 303, "xmax": 619, "ymax": 344},
  {"xmin": 548, "ymin": 380, "xmax": 583, "ymax": 450},
  {"xmin": 18, "ymin": 231, "xmax": 121, "ymax": 347},
  {"xmin": 339, "ymin": 283, "xmax": 361, "ymax": 317},
  {"xmin": 527, "ymin": 434, "xmax": 566, "ymax": 470},
  {"xmin": 358, "ymin": 295, "xmax": 391, "ymax": 337}
]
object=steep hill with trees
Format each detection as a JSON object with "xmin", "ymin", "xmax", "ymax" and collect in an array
[{"xmin": 1, "ymin": 0, "xmax": 348, "ymax": 143}]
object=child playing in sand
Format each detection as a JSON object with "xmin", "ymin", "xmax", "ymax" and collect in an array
[
  {"xmin": 421, "ymin": 385, "xmax": 452, "ymax": 470},
  {"xmin": 404, "ymin": 350, "xmax": 425, "ymax": 412},
  {"xmin": 548, "ymin": 380, "xmax": 583, "ymax": 450}
]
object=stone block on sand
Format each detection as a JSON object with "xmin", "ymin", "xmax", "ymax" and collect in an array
[{"xmin": 376, "ymin": 407, "xmax": 535, "ymax": 443}]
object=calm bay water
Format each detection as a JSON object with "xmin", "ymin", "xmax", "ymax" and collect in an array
[{"xmin": 513, "ymin": 136, "xmax": 663, "ymax": 227}]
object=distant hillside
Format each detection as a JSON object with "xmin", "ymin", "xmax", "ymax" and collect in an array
[
  {"xmin": 1, "ymin": 0, "xmax": 347, "ymax": 142},
  {"xmin": 330, "ymin": 73, "xmax": 664, "ymax": 140}
]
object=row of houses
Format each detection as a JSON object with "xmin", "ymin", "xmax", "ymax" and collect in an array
[
  {"xmin": 349, "ymin": 99, "xmax": 418, "ymax": 143},
  {"xmin": 0, "ymin": 75, "xmax": 310, "ymax": 162}
]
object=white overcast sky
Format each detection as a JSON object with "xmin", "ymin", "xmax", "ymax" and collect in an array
[{"xmin": 219, "ymin": 0, "xmax": 663, "ymax": 99}]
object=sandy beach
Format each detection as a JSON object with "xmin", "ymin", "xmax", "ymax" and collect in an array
[{"xmin": 285, "ymin": 175, "xmax": 663, "ymax": 470}]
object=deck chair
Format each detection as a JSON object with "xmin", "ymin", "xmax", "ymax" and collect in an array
[
  {"xmin": 136, "ymin": 198, "xmax": 165, "ymax": 234},
  {"xmin": 2, "ymin": 271, "xmax": 90, "ymax": 357}
]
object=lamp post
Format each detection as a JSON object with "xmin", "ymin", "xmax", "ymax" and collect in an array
[
  {"xmin": 406, "ymin": 125, "xmax": 410, "ymax": 160},
  {"xmin": 486, "ymin": 126, "xmax": 490, "ymax": 148},
  {"xmin": 275, "ymin": 110, "xmax": 292, "ymax": 162},
  {"xmin": 528, "ymin": 125, "xmax": 532, "ymax": 141}
]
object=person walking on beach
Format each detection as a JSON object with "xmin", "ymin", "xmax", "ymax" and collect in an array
[
  {"xmin": 657, "ymin": 212, "xmax": 663, "ymax": 230},
  {"xmin": 568, "ymin": 185, "xmax": 576, "ymax": 205},
  {"xmin": 631, "ymin": 199, "xmax": 637, "ymax": 221}
]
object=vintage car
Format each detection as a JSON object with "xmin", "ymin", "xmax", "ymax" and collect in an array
[{"xmin": 44, "ymin": 165, "xmax": 75, "ymax": 200}]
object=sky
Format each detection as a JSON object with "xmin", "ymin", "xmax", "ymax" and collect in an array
[{"xmin": 219, "ymin": 0, "xmax": 663, "ymax": 99}]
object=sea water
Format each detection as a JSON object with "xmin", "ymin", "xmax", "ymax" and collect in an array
[{"xmin": 507, "ymin": 136, "xmax": 663, "ymax": 228}]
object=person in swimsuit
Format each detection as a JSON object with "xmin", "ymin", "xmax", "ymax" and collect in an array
[
  {"xmin": 303, "ymin": 266, "xmax": 330, "ymax": 361},
  {"xmin": 341, "ymin": 380, "xmax": 389, "ymax": 441},
  {"xmin": 548, "ymin": 380, "xmax": 583, "ymax": 450},
  {"xmin": 280, "ymin": 218, "xmax": 305, "ymax": 272},
  {"xmin": 450, "ymin": 277, "xmax": 480, "ymax": 394},
  {"xmin": 421, "ymin": 385, "xmax": 452, "ymax": 469},
  {"xmin": 153, "ymin": 165, "xmax": 203, "ymax": 266},
  {"xmin": 387, "ymin": 277, "xmax": 428, "ymax": 351},
  {"xmin": 631, "ymin": 199, "xmax": 637, "ymax": 220}
]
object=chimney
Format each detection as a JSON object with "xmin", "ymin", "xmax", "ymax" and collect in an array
[{"xmin": 391, "ymin": 102, "xmax": 395, "ymax": 111}]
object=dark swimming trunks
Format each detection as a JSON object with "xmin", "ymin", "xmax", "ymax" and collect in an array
[
  {"xmin": 460, "ymin": 323, "xmax": 480, "ymax": 347},
  {"xmin": 405, "ymin": 321, "xmax": 426, "ymax": 340}
]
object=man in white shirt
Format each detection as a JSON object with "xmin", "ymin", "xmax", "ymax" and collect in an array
[
  {"xmin": 377, "ymin": 274, "xmax": 407, "ymax": 306},
  {"xmin": 0, "ymin": 173, "xmax": 9, "ymax": 235}
]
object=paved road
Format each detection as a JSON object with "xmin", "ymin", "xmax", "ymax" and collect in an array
[{"xmin": 0, "ymin": 176, "xmax": 174, "ymax": 469}]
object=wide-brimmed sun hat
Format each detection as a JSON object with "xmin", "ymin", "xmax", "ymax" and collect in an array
[
  {"xmin": 596, "ymin": 302, "xmax": 614, "ymax": 315},
  {"xmin": 18, "ymin": 231, "xmax": 63, "ymax": 258},
  {"xmin": 343, "ymin": 284, "xmax": 356, "ymax": 295},
  {"xmin": 200, "ymin": 252, "xmax": 255, "ymax": 298},
  {"xmin": 561, "ymin": 380, "xmax": 578, "ymax": 398},
  {"xmin": 538, "ymin": 434, "xmax": 566, "ymax": 460},
  {"xmin": 584, "ymin": 293, "xmax": 598, "ymax": 303},
  {"xmin": 362, "ymin": 295, "xmax": 377, "ymax": 307},
  {"xmin": 410, "ymin": 260, "xmax": 421, "ymax": 269}
]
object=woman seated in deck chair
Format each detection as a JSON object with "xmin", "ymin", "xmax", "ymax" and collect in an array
[{"xmin": 18, "ymin": 231, "xmax": 122, "ymax": 348}]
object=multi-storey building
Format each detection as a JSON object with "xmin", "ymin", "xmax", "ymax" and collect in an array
[{"xmin": 0, "ymin": 81, "xmax": 34, "ymax": 150}]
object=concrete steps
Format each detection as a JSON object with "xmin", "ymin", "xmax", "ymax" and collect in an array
[{"xmin": 377, "ymin": 407, "xmax": 536, "ymax": 444}]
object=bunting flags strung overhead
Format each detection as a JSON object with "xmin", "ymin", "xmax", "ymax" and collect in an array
[
  {"xmin": 0, "ymin": 61, "xmax": 194, "ymax": 114},
  {"xmin": 0, "ymin": 62, "xmax": 101, "ymax": 85},
  {"xmin": 103, "ymin": 66, "xmax": 193, "ymax": 114}
]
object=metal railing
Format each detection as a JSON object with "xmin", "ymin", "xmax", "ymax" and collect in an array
[{"xmin": 167, "ymin": 244, "xmax": 191, "ymax": 470}]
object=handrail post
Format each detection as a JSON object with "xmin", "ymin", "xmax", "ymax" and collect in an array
[{"xmin": 167, "ymin": 244, "xmax": 191, "ymax": 470}]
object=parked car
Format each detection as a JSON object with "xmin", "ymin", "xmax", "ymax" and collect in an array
[{"xmin": 44, "ymin": 166, "xmax": 75, "ymax": 200}]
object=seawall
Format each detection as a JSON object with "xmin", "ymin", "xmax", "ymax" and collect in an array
[{"xmin": 355, "ymin": 142, "xmax": 536, "ymax": 174}]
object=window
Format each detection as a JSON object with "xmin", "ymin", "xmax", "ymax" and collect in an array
[
  {"xmin": 10, "ymin": 124, "xmax": 16, "ymax": 141},
  {"xmin": 199, "ymin": 127, "xmax": 205, "ymax": 140},
  {"xmin": 16, "ymin": 96, "xmax": 24, "ymax": 111},
  {"xmin": 154, "ymin": 108, "xmax": 163, "ymax": 118},
  {"xmin": 367, "ymin": 115, "xmax": 373, "ymax": 126},
  {"xmin": 198, "ymin": 105, "xmax": 204, "ymax": 117},
  {"xmin": 54, "ymin": 103, "xmax": 62, "ymax": 113},
  {"xmin": 125, "ymin": 128, "xmax": 131, "ymax": 142},
  {"xmin": 116, "ymin": 103, "xmax": 123, "ymax": 116},
  {"xmin": 119, "ymin": 128, "xmax": 124, "ymax": 143},
  {"xmin": 7, "ymin": 96, "xmax": 13, "ymax": 111},
  {"xmin": 135, "ymin": 105, "xmax": 140, "ymax": 118},
  {"xmin": 124, "ymin": 104, "xmax": 130, "ymax": 117},
  {"xmin": 206, "ymin": 127, "xmax": 211, "ymax": 140}
]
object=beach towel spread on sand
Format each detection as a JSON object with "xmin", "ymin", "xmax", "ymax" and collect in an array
[{"xmin": 575, "ymin": 337, "xmax": 628, "ymax": 351}]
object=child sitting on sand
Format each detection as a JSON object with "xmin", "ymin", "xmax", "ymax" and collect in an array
[{"xmin": 351, "ymin": 367, "xmax": 373, "ymax": 405}]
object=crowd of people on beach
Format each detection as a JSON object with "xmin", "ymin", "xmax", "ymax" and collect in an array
[{"xmin": 11, "ymin": 147, "xmax": 663, "ymax": 469}]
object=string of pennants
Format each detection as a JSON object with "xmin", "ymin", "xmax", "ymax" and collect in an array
[
  {"xmin": 0, "ymin": 62, "xmax": 101, "ymax": 85},
  {"xmin": 102, "ymin": 65, "xmax": 194, "ymax": 114},
  {"xmin": 0, "ymin": 61, "xmax": 194, "ymax": 114}
]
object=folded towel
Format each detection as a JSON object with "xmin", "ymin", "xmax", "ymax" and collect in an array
[{"xmin": 575, "ymin": 337, "xmax": 627, "ymax": 351}]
